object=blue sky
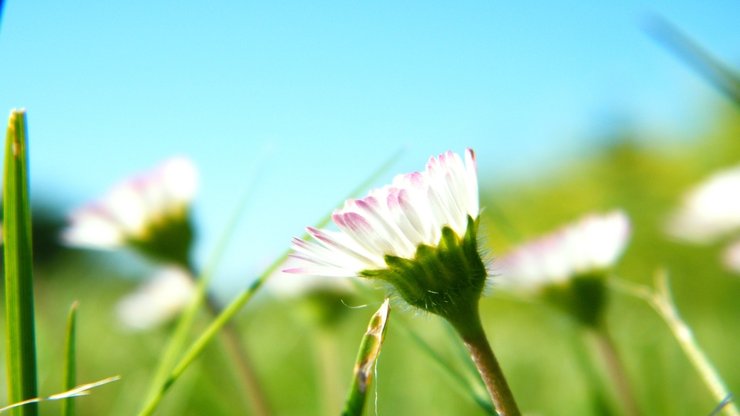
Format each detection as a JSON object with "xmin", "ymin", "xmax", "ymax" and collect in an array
[{"xmin": 1, "ymin": 1, "xmax": 738, "ymax": 289}]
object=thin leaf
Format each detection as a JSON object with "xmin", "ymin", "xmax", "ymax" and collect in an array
[
  {"xmin": 341, "ymin": 299, "xmax": 391, "ymax": 416},
  {"xmin": 3, "ymin": 109, "xmax": 39, "ymax": 416},
  {"xmin": 144, "ymin": 156, "xmax": 266, "ymax": 410},
  {"xmin": 62, "ymin": 302, "xmax": 79, "ymax": 416}
]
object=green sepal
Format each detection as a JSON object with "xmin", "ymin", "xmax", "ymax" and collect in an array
[
  {"xmin": 541, "ymin": 273, "xmax": 608, "ymax": 328},
  {"xmin": 129, "ymin": 208, "xmax": 195, "ymax": 270},
  {"xmin": 360, "ymin": 216, "xmax": 487, "ymax": 321}
]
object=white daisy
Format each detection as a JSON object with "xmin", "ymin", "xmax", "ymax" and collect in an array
[
  {"xmin": 287, "ymin": 149, "xmax": 478, "ymax": 277},
  {"xmin": 286, "ymin": 149, "xmax": 483, "ymax": 318},
  {"xmin": 62, "ymin": 156, "xmax": 197, "ymax": 266},
  {"xmin": 498, "ymin": 210, "xmax": 631, "ymax": 290}
]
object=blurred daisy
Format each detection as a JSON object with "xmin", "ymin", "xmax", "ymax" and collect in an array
[
  {"xmin": 498, "ymin": 210, "xmax": 631, "ymax": 289},
  {"xmin": 62, "ymin": 156, "xmax": 197, "ymax": 268},
  {"xmin": 497, "ymin": 210, "xmax": 631, "ymax": 327},
  {"xmin": 666, "ymin": 165, "xmax": 740, "ymax": 244},
  {"xmin": 286, "ymin": 148, "xmax": 483, "ymax": 319},
  {"xmin": 116, "ymin": 266, "xmax": 195, "ymax": 330}
]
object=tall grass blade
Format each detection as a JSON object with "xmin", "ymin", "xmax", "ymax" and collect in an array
[
  {"xmin": 144, "ymin": 162, "xmax": 264, "ymax": 409},
  {"xmin": 3, "ymin": 109, "xmax": 39, "ymax": 416},
  {"xmin": 62, "ymin": 302, "xmax": 79, "ymax": 416},
  {"xmin": 341, "ymin": 298, "xmax": 391, "ymax": 416},
  {"xmin": 645, "ymin": 16, "xmax": 740, "ymax": 106}
]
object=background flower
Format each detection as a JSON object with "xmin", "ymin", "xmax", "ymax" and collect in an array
[
  {"xmin": 666, "ymin": 165, "xmax": 740, "ymax": 244},
  {"xmin": 497, "ymin": 210, "xmax": 631, "ymax": 291},
  {"xmin": 62, "ymin": 156, "xmax": 197, "ymax": 268}
]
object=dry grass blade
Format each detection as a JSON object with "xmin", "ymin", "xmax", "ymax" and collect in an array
[
  {"xmin": 341, "ymin": 298, "xmax": 391, "ymax": 416},
  {"xmin": 0, "ymin": 376, "xmax": 121, "ymax": 414}
]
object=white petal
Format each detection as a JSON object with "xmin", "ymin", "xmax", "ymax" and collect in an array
[
  {"xmin": 116, "ymin": 267, "xmax": 195, "ymax": 330},
  {"xmin": 289, "ymin": 149, "xmax": 481, "ymax": 278},
  {"xmin": 62, "ymin": 207, "xmax": 124, "ymax": 248}
]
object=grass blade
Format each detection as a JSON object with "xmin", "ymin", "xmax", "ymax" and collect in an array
[
  {"xmin": 645, "ymin": 16, "xmax": 740, "ymax": 106},
  {"xmin": 3, "ymin": 109, "xmax": 39, "ymax": 416},
  {"xmin": 143, "ymin": 164, "xmax": 264, "ymax": 410},
  {"xmin": 62, "ymin": 302, "xmax": 79, "ymax": 416},
  {"xmin": 341, "ymin": 298, "xmax": 391, "ymax": 416}
]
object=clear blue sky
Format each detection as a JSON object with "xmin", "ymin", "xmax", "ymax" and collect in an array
[{"xmin": 1, "ymin": 1, "xmax": 738, "ymax": 290}]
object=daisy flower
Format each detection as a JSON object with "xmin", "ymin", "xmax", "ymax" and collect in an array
[
  {"xmin": 286, "ymin": 149, "xmax": 483, "ymax": 318},
  {"xmin": 62, "ymin": 156, "xmax": 197, "ymax": 268},
  {"xmin": 497, "ymin": 210, "xmax": 631, "ymax": 327},
  {"xmin": 287, "ymin": 149, "xmax": 520, "ymax": 415},
  {"xmin": 498, "ymin": 210, "xmax": 631, "ymax": 288}
]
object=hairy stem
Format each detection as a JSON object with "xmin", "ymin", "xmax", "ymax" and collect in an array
[{"xmin": 448, "ymin": 305, "xmax": 521, "ymax": 416}]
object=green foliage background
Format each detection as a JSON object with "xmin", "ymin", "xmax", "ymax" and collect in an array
[{"xmin": 1, "ymin": 102, "xmax": 739, "ymax": 415}]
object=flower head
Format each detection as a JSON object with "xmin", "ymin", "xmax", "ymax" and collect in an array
[
  {"xmin": 287, "ymin": 149, "xmax": 485, "ymax": 320},
  {"xmin": 62, "ymin": 157, "xmax": 197, "ymax": 268},
  {"xmin": 116, "ymin": 266, "xmax": 195, "ymax": 330},
  {"xmin": 497, "ymin": 210, "xmax": 631, "ymax": 327},
  {"xmin": 498, "ymin": 210, "xmax": 631, "ymax": 288},
  {"xmin": 666, "ymin": 165, "xmax": 740, "ymax": 244}
]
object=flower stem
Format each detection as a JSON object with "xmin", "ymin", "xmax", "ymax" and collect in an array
[
  {"xmin": 203, "ymin": 293, "xmax": 271, "ymax": 416},
  {"xmin": 448, "ymin": 305, "xmax": 521, "ymax": 416},
  {"xmin": 589, "ymin": 327, "xmax": 639, "ymax": 416}
]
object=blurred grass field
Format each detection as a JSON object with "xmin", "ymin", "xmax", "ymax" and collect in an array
[{"xmin": 0, "ymin": 100, "xmax": 737, "ymax": 415}]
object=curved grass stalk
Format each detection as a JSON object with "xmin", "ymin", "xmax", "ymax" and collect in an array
[{"xmin": 611, "ymin": 271, "xmax": 739, "ymax": 416}]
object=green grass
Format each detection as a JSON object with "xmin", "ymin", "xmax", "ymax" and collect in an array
[{"xmin": 3, "ymin": 110, "xmax": 39, "ymax": 416}]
